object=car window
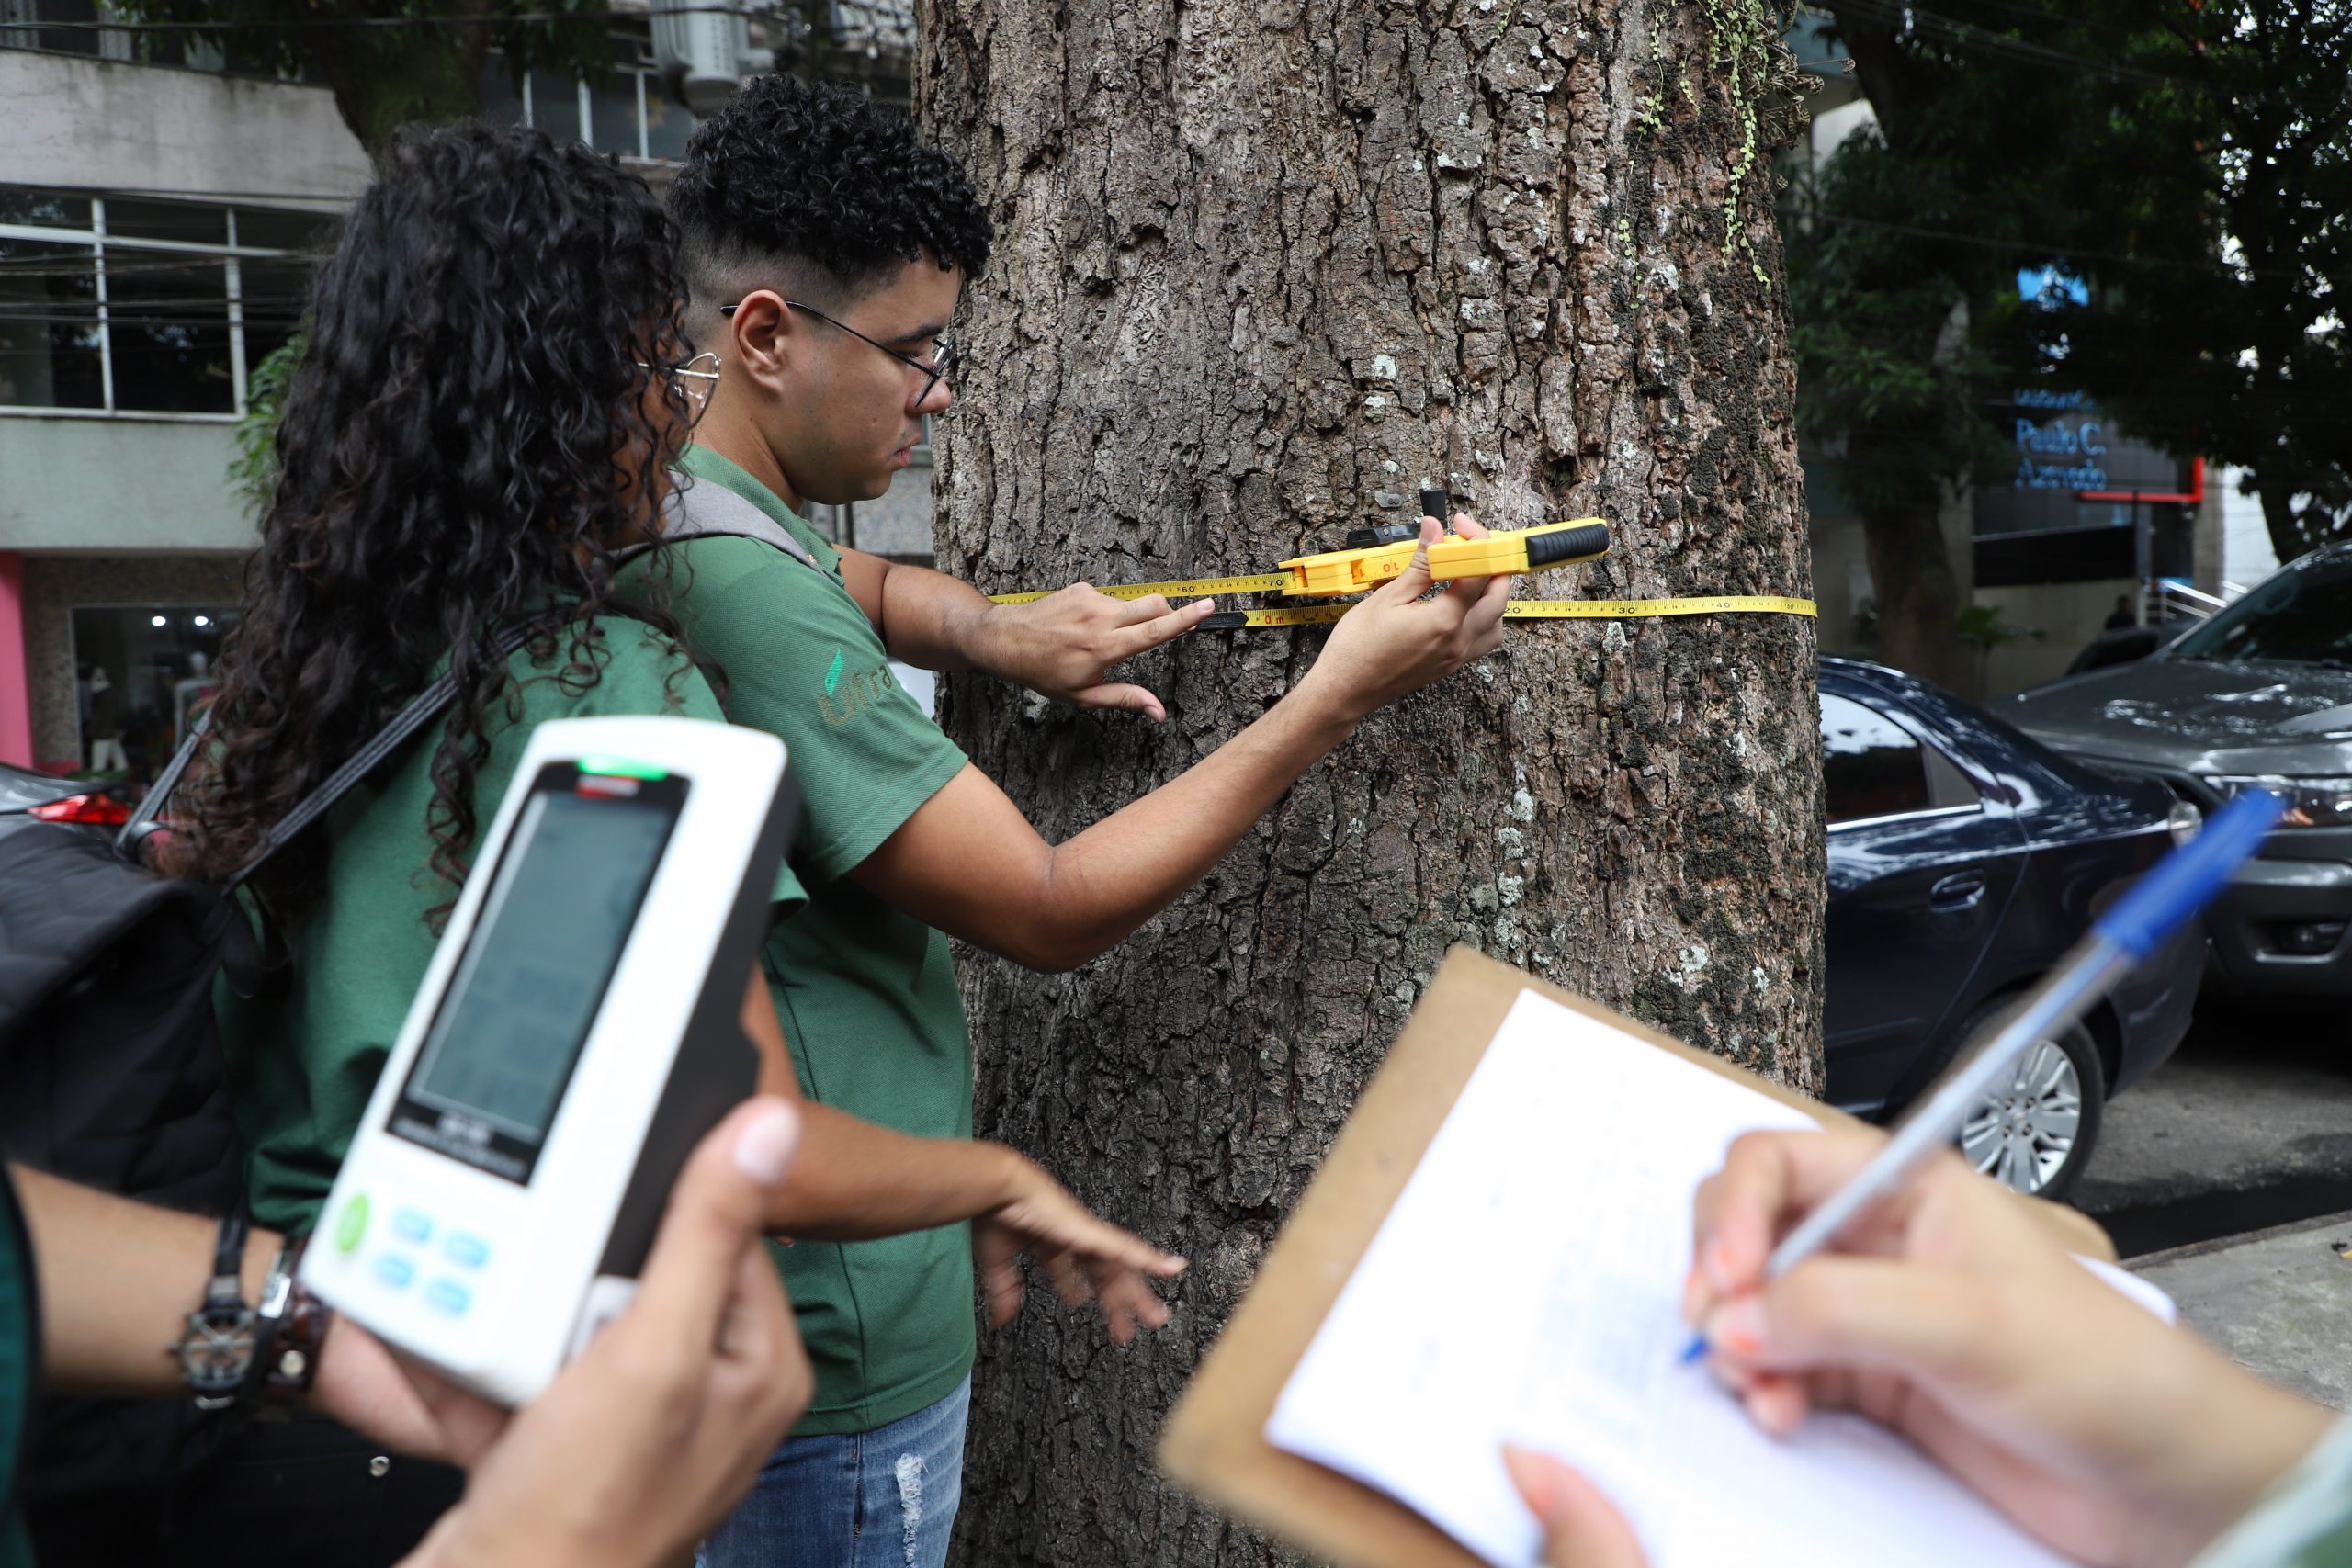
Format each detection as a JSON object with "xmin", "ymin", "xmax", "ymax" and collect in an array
[
  {"xmin": 1922, "ymin": 742, "xmax": 1982, "ymax": 810},
  {"xmin": 1823, "ymin": 693, "xmax": 1932, "ymax": 824},
  {"xmin": 2172, "ymin": 551, "xmax": 2352, "ymax": 666}
]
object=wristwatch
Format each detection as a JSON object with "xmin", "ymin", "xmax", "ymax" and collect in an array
[
  {"xmin": 173, "ymin": 1211, "xmax": 258, "ymax": 1410},
  {"xmin": 254, "ymin": 1234, "xmax": 328, "ymax": 1405}
]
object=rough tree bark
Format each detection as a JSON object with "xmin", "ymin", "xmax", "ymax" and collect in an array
[{"xmin": 917, "ymin": 2, "xmax": 1825, "ymax": 1562}]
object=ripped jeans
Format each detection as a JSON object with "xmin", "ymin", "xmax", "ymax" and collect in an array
[{"xmin": 698, "ymin": 1376, "xmax": 969, "ymax": 1568}]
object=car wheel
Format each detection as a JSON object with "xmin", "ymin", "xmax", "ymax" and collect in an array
[{"xmin": 1953, "ymin": 1010, "xmax": 2105, "ymax": 1201}]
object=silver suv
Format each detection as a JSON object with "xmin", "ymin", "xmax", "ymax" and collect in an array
[{"xmin": 1996, "ymin": 546, "xmax": 2352, "ymax": 995}]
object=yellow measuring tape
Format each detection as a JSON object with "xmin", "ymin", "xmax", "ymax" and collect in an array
[
  {"xmin": 988, "ymin": 575, "xmax": 1292, "ymax": 606},
  {"xmin": 987, "ymin": 579, "xmax": 1816, "ymax": 626}
]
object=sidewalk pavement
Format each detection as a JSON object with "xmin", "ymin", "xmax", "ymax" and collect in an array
[{"xmin": 2132, "ymin": 1209, "xmax": 2352, "ymax": 1410}]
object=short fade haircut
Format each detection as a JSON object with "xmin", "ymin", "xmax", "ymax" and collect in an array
[{"xmin": 669, "ymin": 74, "xmax": 994, "ymax": 318}]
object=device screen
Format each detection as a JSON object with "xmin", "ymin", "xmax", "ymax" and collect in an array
[{"xmin": 390, "ymin": 765, "xmax": 684, "ymax": 1182}]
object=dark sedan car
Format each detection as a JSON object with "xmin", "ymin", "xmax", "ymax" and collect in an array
[
  {"xmin": 1997, "ymin": 546, "xmax": 2352, "ymax": 997},
  {"xmin": 0, "ymin": 763, "xmax": 130, "ymax": 831},
  {"xmin": 1823, "ymin": 658, "xmax": 2203, "ymax": 1199}
]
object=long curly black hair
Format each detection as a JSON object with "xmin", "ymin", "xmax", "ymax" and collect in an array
[
  {"xmin": 169, "ymin": 122, "xmax": 707, "ymax": 906},
  {"xmin": 667, "ymin": 73, "xmax": 994, "ymax": 306}
]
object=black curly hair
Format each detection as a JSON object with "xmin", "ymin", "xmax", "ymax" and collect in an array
[
  {"xmin": 667, "ymin": 73, "xmax": 993, "ymax": 318},
  {"xmin": 168, "ymin": 121, "xmax": 709, "ymax": 906}
]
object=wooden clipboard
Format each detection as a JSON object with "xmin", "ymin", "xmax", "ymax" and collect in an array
[{"xmin": 1157, "ymin": 944, "xmax": 2112, "ymax": 1568}]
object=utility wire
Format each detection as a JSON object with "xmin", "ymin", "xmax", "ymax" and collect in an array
[
  {"xmin": 1799, "ymin": 0, "xmax": 2222, "ymax": 93},
  {"xmin": 3, "ymin": 4, "xmax": 777, "ymax": 33},
  {"xmin": 1779, "ymin": 205, "xmax": 2330, "ymax": 284}
]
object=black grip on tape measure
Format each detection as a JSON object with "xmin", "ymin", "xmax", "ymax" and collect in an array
[
  {"xmin": 1198, "ymin": 611, "xmax": 1251, "ymax": 631},
  {"xmin": 1525, "ymin": 523, "xmax": 1610, "ymax": 567},
  {"xmin": 1342, "ymin": 520, "xmax": 1425, "ymax": 550},
  {"xmin": 1419, "ymin": 485, "xmax": 1451, "ymax": 521}
]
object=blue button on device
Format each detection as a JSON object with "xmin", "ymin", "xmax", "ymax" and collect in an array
[
  {"xmin": 443, "ymin": 1233, "xmax": 489, "ymax": 1269},
  {"xmin": 373, "ymin": 1255, "xmax": 415, "ymax": 1290},
  {"xmin": 424, "ymin": 1280, "xmax": 471, "ymax": 1316},
  {"xmin": 391, "ymin": 1209, "xmax": 433, "ymax": 1245}
]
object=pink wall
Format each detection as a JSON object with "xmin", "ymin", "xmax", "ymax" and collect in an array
[{"xmin": 0, "ymin": 553, "xmax": 30, "ymax": 769}]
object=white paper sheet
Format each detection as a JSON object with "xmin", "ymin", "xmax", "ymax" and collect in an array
[{"xmin": 1263, "ymin": 989, "xmax": 2080, "ymax": 1568}]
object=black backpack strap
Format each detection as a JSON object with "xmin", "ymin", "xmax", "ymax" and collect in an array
[
  {"xmin": 223, "ymin": 617, "xmax": 556, "ymax": 889},
  {"xmin": 113, "ymin": 709, "xmax": 209, "ymax": 859}
]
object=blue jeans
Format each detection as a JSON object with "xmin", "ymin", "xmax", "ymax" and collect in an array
[{"xmin": 699, "ymin": 1376, "xmax": 969, "ymax": 1568}]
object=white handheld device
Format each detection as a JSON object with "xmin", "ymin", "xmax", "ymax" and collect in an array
[{"xmin": 300, "ymin": 715, "xmax": 797, "ymax": 1405}]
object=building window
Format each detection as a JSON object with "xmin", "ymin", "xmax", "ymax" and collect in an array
[
  {"xmin": 0, "ymin": 187, "xmax": 324, "ymax": 418},
  {"xmin": 1822, "ymin": 693, "xmax": 1932, "ymax": 825},
  {"xmin": 486, "ymin": 36, "xmax": 698, "ymax": 164},
  {"xmin": 0, "ymin": 0, "xmax": 313, "ymax": 78}
]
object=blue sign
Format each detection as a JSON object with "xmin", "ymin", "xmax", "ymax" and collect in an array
[{"xmin": 2018, "ymin": 266, "xmax": 2090, "ymax": 310}]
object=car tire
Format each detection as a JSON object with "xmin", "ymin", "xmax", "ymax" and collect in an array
[{"xmin": 1946, "ymin": 1000, "xmax": 2106, "ymax": 1202}]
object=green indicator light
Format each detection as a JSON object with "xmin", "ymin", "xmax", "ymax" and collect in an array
[
  {"xmin": 335, "ymin": 1193, "xmax": 369, "ymax": 1254},
  {"xmin": 577, "ymin": 755, "xmax": 669, "ymax": 781}
]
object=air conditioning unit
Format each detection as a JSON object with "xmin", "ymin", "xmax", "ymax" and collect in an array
[{"xmin": 650, "ymin": 4, "xmax": 775, "ymax": 117}]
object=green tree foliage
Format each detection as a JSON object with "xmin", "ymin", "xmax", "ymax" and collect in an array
[
  {"xmin": 2036, "ymin": 0, "xmax": 2352, "ymax": 563},
  {"xmin": 111, "ymin": 0, "xmax": 613, "ymax": 155},
  {"xmin": 230, "ymin": 333, "xmax": 303, "ymax": 518},
  {"xmin": 1782, "ymin": 128, "xmax": 2003, "ymax": 687},
  {"xmin": 1779, "ymin": 6, "xmax": 2084, "ymax": 686},
  {"xmin": 1789, "ymin": 0, "xmax": 2352, "ymax": 675}
]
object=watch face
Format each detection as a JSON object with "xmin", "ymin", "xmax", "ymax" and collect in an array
[{"xmin": 179, "ymin": 1303, "xmax": 258, "ymax": 1395}]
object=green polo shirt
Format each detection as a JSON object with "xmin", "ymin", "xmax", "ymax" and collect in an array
[
  {"xmin": 628, "ymin": 446, "xmax": 976, "ymax": 1437},
  {"xmin": 219, "ymin": 621, "xmax": 802, "ymax": 1236},
  {"xmin": 0, "ymin": 1169, "xmax": 36, "ymax": 1568}
]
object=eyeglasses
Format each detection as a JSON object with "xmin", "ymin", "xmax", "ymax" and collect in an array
[
  {"xmin": 636, "ymin": 352, "xmax": 722, "ymax": 412},
  {"xmin": 718, "ymin": 298, "xmax": 955, "ymax": 404}
]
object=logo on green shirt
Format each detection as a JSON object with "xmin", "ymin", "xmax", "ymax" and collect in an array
[{"xmin": 819, "ymin": 656, "xmax": 899, "ymax": 728}]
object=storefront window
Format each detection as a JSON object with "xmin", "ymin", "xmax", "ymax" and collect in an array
[{"xmin": 69, "ymin": 604, "xmax": 235, "ymax": 785}]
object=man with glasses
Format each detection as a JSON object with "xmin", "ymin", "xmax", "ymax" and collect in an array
[{"xmin": 657, "ymin": 73, "xmax": 1514, "ymax": 1568}]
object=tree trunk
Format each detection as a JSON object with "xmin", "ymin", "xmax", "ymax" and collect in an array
[
  {"xmin": 916, "ymin": 2, "xmax": 1824, "ymax": 1562},
  {"xmin": 2256, "ymin": 469, "xmax": 2308, "ymax": 570},
  {"xmin": 1859, "ymin": 502, "xmax": 1965, "ymax": 691}
]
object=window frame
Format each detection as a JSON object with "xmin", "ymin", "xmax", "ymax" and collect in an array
[
  {"xmin": 0, "ymin": 193, "xmax": 317, "ymax": 422},
  {"xmin": 503, "ymin": 35, "xmax": 679, "ymax": 164}
]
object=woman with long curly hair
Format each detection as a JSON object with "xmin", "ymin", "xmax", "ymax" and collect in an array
[
  {"xmin": 148, "ymin": 120, "xmax": 1177, "ymax": 1568},
  {"xmin": 139, "ymin": 118, "xmax": 744, "ymax": 1567}
]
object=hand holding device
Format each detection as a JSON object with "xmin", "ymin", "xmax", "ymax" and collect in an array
[
  {"xmin": 1301, "ymin": 514, "xmax": 1512, "ymax": 723},
  {"xmin": 398, "ymin": 1096, "xmax": 811, "ymax": 1568},
  {"xmin": 304, "ymin": 716, "xmax": 797, "ymax": 1405}
]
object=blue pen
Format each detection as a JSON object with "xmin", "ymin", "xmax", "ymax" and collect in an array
[{"xmin": 1679, "ymin": 785, "xmax": 2287, "ymax": 1366}]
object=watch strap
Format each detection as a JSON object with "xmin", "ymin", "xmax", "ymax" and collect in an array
[
  {"xmin": 178, "ymin": 1210, "xmax": 257, "ymax": 1409},
  {"xmin": 209, "ymin": 1209, "xmax": 249, "ymax": 1296},
  {"xmin": 254, "ymin": 1235, "xmax": 328, "ymax": 1405}
]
